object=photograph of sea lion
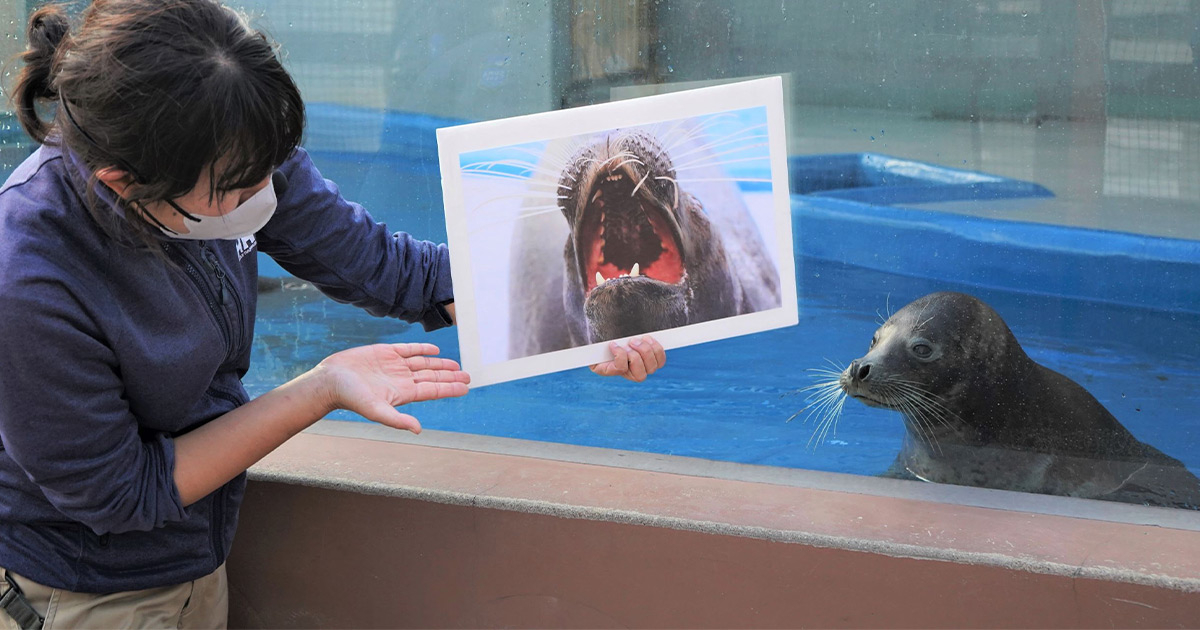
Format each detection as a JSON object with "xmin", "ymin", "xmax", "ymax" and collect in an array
[
  {"xmin": 799, "ymin": 291, "xmax": 1200, "ymax": 510},
  {"xmin": 457, "ymin": 107, "xmax": 783, "ymax": 365}
]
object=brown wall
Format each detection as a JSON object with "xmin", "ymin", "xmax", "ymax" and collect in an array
[{"xmin": 228, "ymin": 478, "xmax": 1200, "ymax": 629}]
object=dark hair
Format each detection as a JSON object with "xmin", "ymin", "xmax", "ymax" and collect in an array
[{"xmin": 9, "ymin": 0, "xmax": 304, "ymax": 240}]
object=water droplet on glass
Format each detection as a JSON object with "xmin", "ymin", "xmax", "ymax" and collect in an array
[{"xmin": 667, "ymin": 65, "xmax": 674, "ymax": 72}]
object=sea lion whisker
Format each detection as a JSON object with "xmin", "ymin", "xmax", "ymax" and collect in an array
[
  {"xmin": 674, "ymin": 177, "xmax": 774, "ymax": 185},
  {"xmin": 467, "ymin": 195, "xmax": 562, "ymax": 216},
  {"xmin": 630, "ymin": 172, "xmax": 652, "ymax": 197},
  {"xmin": 582, "ymin": 151, "xmax": 644, "ymax": 171},
  {"xmin": 610, "ymin": 157, "xmax": 647, "ymax": 172},
  {"xmin": 462, "ymin": 171, "xmax": 541, "ymax": 185},
  {"xmin": 468, "ymin": 206, "xmax": 569, "ymax": 234},
  {"xmin": 672, "ymin": 155, "xmax": 772, "ymax": 174},
  {"xmin": 658, "ymin": 122, "xmax": 715, "ymax": 155},
  {"xmin": 671, "ymin": 143, "xmax": 771, "ymax": 171},
  {"xmin": 666, "ymin": 125, "xmax": 769, "ymax": 162},
  {"xmin": 462, "ymin": 159, "xmax": 559, "ymax": 180},
  {"xmin": 659, "ymin": 113, "xmax": 742, "ymax": 153},
  {"xmin": 653, "ymin": 176, "xmax": 680, "ymax": 208}
]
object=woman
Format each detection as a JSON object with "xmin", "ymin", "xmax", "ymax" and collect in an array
[{"xmin": 0, "ymin": 1, "xmax": 665, "ymax": 628}]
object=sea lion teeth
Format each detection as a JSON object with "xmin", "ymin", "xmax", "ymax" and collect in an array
[
  {"xmin": 591, "ymin": 189, "xmax": 603, "ymax": 204},
  {"xmin": 631, "ymin": 263, "xmax": 640, "ymax": 277},
  {"xmin": 595, "ymin": 271, "xmax": 604, "ymax": 287}
]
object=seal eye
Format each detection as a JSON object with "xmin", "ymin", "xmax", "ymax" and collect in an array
[
  {"xmin": 911, "ymin": 343, "xmax": 933, "ymax": 358},
  {"xmin": 869, "ymin": 335, "xmax": 878, "ymax": 350}
]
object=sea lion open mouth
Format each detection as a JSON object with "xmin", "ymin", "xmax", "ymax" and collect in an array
[
  {"xmin": 505, "ymin": 119, "xmax": 781, "ymax": 356},
  {"xmin": 572, "ymin": 145, "xmax": 686, "ymax": 295}
]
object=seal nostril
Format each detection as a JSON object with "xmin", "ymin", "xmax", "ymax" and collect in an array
[{"xmin": 857, "ymin": 363, "xmax": 871, "ymax": 381}]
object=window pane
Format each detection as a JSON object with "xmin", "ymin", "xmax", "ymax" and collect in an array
[{"xmin": 3, "ymin": 0, "xmax": 1197, "ymax": 510}]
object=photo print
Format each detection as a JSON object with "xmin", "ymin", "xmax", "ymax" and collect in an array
[{"xmin": 438, "ymin": 77, "xmax": 797, "ymax": 386}]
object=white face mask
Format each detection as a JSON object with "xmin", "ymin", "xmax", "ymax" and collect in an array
[{"xmin": 154, "ymin": 176, "xmax": 279, "ymax": 240}]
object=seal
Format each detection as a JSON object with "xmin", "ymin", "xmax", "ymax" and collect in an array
[
  {"xmin": 837, "ymin": 291, "xmax": 1200, "ymax": 509},
  {"xmin": 508, "ymin": 125, "xmax": 781, "ymax": 358}
]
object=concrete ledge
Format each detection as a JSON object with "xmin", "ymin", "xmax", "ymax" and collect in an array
[{"xmin": 229, "ymin": 424, "xmax": 1200, "ymax": 628}]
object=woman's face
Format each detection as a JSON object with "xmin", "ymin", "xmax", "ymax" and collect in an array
[
  {"xmin": 148, "ymin": 169, "xmax": 272, "ymax": 233},
  {"xmin": 99, "ymin": 165, "xmax": 271, "ymax": 233}
]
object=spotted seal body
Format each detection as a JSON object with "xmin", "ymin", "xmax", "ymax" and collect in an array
[
  {"xmin": 508, "ymin": 126, "xmax": 780, "ymax": 358},
  {"xmin": 841, "ymin": 291, "xmax": 1200, "ymax": 509}
]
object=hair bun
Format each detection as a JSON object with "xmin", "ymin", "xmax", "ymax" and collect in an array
[
  {"xmin": 29, "ymin": 7, "xmax": 71, "ymax": 50},
  {"xmin": 27, "ymin": 6, "xmax": 71, "ymax": 58}
]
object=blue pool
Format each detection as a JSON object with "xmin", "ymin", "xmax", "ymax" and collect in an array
[{"xmin": 247, "ymin": 124, "xmax": 1200, "ymax": 479}]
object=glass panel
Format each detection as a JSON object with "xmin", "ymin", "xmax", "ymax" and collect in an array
[{"xmin": 3, "ymin": 0, "xmax": 1197, "ymax": 510}]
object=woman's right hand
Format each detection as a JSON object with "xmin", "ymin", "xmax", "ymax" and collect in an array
[{"xmin": 311, "ymin": 342, "xmax": 470, "ymax": 433}]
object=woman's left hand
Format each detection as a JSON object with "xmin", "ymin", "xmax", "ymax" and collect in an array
[{"xmin": 589, "ymin": 335, "xmax": 666, "ymax": 382}]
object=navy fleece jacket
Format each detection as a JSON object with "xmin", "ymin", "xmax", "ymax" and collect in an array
[{"xmin": 0, "ymin": 144, "xmax": 453, "ymax": 593}]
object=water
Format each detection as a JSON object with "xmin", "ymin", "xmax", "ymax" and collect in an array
[{"xmin": 248, "ymin": 231, "xmax": 1200, "ymax": 478}]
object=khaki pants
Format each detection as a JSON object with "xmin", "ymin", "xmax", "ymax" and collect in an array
[{"xmin": 0, "ymin": 565, "xmax": 227, "ymax": 630}]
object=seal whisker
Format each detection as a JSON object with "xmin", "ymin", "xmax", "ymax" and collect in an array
[
  {"xmin": 888, "ymin": 382, "xmax": 963, "ymax": 430},
  {"xmin": 788, "ymin": 381, "xmax": 843, "ymax": 427},
  {"xmin": 879, "ymin": 383, "xmax": 941, "ymax": 454},
  {"xmin": 886, "ymin": 381, "xmax": 953, "ymax": 425},
  {"xmin": 798, "ymin": 379, "xmax": 842, "ymax": 394},
  {"xmin": 823, "ymin": 358, "xmax": 847, "ymax": 372},
  {"xmin": 803, "ymin": 387, "xmax": 847, "ymax": 450},
  {"xmin": 817, "ymin": 392, "xmax": 848, "ymax": 446}
]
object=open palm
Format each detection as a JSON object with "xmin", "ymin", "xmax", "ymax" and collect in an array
[{"xmin": 316, "ymin": 342, "xmax": 470, "ymax": 433}]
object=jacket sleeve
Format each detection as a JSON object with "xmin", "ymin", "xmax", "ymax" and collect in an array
[
  {"xmin": 256, "ymin": 148, "xmax": 455, "ymax": 331},
  {"xmin": 0, "ymin": 277, "xmax": 188, "ymax": 535}
]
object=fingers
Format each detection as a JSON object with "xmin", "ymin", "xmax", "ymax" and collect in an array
[
  {"xmin": 647, "ymin": 336, "xmax": 666, "ymax": 369},
  {"xmin": 365, "ymin": 401, "xmax": 423, "ymax": 434},
  {"xmin": 411, "ymin": 380, "xmax": 470, "ymax": 403},
  {"xmin": 389, "ymin": 342, "xmax": 441, "ymax": 358},
  {"xmin": 404, "ymin": 355, "xmax": 462, "ymax": 373},
  {"xmin": 622, "ymin": 341, "xmax": 648, "ymax": 382},
  {"xmin": 588, "ymin": 336, "xmax": 667, "ymax": 381},
  {"xmin": 411, "ymin": 368, "xmax": 471, "ymax": 385},
  {"xmin": 629, "ymin": 336, "xmax": 663, "ymax": 374},
  {"xmin": 603, "ymin": 341, "xmax": 629, "ymax": 375}
]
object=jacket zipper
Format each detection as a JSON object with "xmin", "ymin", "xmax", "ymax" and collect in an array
[
  {"xmin": 161, "ymin": 242, "xmax": 235, "ymax": 564},
  {"xmin": 199, "ymin": 242, "xmax": 245, "ymax": 362},
  {"xmin": 162, "ymin": 242, "xmax": 231, "ymax": 355}
]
